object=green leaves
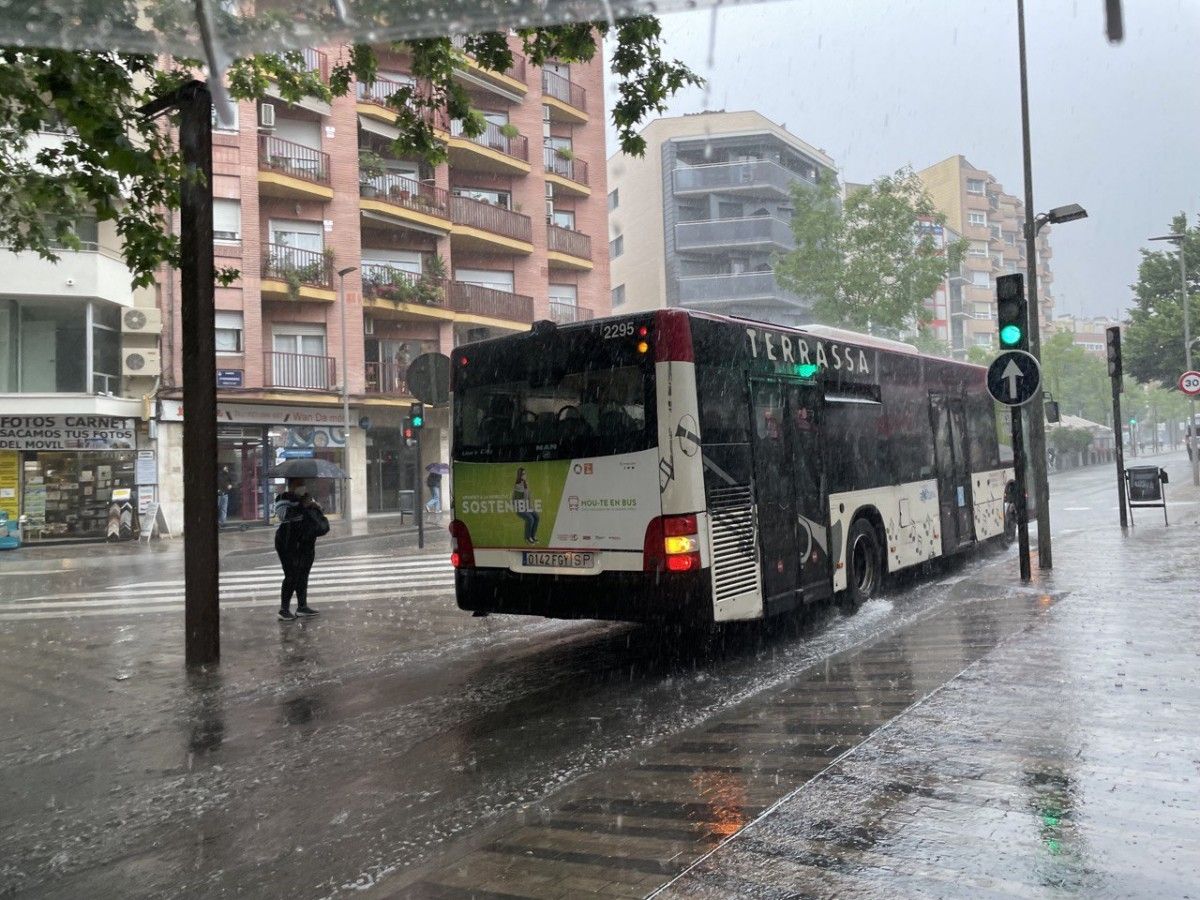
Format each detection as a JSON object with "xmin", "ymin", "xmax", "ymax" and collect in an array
[
  {"xmin": 775, "ymin": 166, "xmax": 960, "ymax": 337},
  {"xmin": 1124, "ymin": 214, "xmax": 1199, "ymax": 388}
]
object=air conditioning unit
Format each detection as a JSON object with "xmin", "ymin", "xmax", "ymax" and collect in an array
[
  {"xmin": 363, "ymin": 316, "xmax": 375, "ymax": 335},
  {"xmin": 544, "ymin": 182, "xmax": 554, "ymax": 200},
  {"xmin": 121, "ymin": 307, "xmax": 162, "ymax": 334},
  {"xmin": 260, "ymin": 103, "xmax": 276, "ymax": 128},
  {"xmin": 545, "ymin": 200, "xmax": 555, "ymax": 223},
  {"xmin": 123, "ymin": 349, "xmax": 162, "ymax": 377}
]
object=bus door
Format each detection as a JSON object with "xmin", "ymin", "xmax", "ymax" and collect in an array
[
  {"xmin": 750, "ymin": 379, "xmax": 831, "ymax": 607},
  {"xmin": 929, "ymin": 393, "xmax": 975, "ymax": 551}
]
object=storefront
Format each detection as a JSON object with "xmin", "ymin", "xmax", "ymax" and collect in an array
[{"xmin": 0, "ymin": 415, "xmax": 142, "ymax": 542}]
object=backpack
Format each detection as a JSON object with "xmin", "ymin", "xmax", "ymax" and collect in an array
[{"xmin": 305, "ymin": 505, "xmax": 330, "ymax": 538}]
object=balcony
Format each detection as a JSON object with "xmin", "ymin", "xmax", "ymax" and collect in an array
[
  {"xmin": 361, "ymin": 265, "xmax": 452, "ymax": 323},
  {"xmin": 546, "ymin": 224, "xmax": 593, "ymax": 271},
  {"xmin": 450, "ymin": 36, "xmax": 528, "ymax": 99},
  {"xmin": 672, "ymin": 160, "xmax": 811, "ymax": 198},
  {"xmin": 449, "ymin": 281, "xmax": 534, "ymax": 326},
  {"xmin": 301, "ymin": 47, "xmax": 329, "ymax": 82},
  {"xmin": 450, "ymin": 195, "xmax": 533, "ymax": 254},
  {"xmin": 0, "ymin": 245, "xmax": 135, "ymax": 306},
  {"xmin": 448, "ymin": 120, "xmax": 531, "ymax": 175},
  {"xmin": 676, "ymin": 271, "xmax": 805, "ymax": 308},
  {"xmin": 548, "ymin": 301, "xmax": 594, "ymax": 324},
  {"xmin": 541, "ymin": 69, "xmax": 587, "ymax": 124},
  {"xmin": 355, "ymin": 79, "xmax": 450, "ymax": 135},
  {"xmin": 360, "ymin": 175, "xmax": 451, "ymax": 235},
  {"xmin": 265, "ymin": 351, "xmax": 337, "ymax": 391},
  {"xmin": 260, "ymin": 243, "xmax": 335, "ymax": 303},
  {"xmin": 543, "ymin": 149, "xmax": 590, "ymax": 197},
  {"xmin": 674, "ymin": 216, "xmax": 794, "ymax": 253},
  {"xmin": 364, "ymin": 361, "xmax": 410, "ymax": 397},
  {"xmin": 257, "ymin": 134, "xmax": 333, "ymax": 201}
]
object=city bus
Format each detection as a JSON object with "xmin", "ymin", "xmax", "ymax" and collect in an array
[{"xmin": 449, "ymin": 309, "xmax": 1015, "ymax": 624}]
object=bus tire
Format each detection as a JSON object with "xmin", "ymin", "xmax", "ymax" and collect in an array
[{"xmin": 839, "ymin": 517, "xmax": 882, "ymax": 614}]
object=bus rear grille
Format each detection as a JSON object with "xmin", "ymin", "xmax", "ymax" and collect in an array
[{"xmin": 708, "ymin": 486, "xmax": 760, "ymax": 603}]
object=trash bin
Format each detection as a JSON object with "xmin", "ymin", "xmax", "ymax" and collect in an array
[
  {"xmin": 398, "ymin": 489, "xmax": 415, "ymax": 523},
  {"xmin": 1124, "ymin": 465, "xmax": 1168, "ymax": 525}
]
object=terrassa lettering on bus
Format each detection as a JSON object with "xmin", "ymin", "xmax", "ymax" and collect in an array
[
  {"xmin": 460, "ymin": 496, "xmax": 544, "ymax": 514},
  {"xmin": 745, "ymin": 328, "xmax": 871, "ymax": 375}
]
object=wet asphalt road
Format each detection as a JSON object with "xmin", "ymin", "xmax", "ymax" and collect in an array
[{"xmin": 0, "ymin": 454, "xmax": 1190, "ymax": 898}]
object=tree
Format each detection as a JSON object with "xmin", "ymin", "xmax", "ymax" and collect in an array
[
  {"xmin": 775, "ymin": 166, "xmax": 965, "ymax": 336},
  {"xmin": 1039, "ymin": 330, "xmax": 1112, "ymax": 424},
  {"xmin": 912, "ymin": 327, "xmax": 953, "ymax": 358},
  {"xmin": 1123, "ymin": 213, "xmax": 1200, "ymax": 388},
  {"xmin": 0, "ymin": 21, "xmax": 701, "ymax": 287}
]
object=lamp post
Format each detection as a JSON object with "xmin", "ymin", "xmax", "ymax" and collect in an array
[
  {"xmin": 1149, "ymin": 232, "xmax": 1197, "ymax": 486},
  {"xmin": 337, "ymin": 266, "xmax": 357, "ymax": 524}
]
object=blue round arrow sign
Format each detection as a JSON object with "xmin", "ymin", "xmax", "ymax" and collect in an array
[{"xmin": 986, "ymin": 350, "xmax": 1042, "ymax": 407}]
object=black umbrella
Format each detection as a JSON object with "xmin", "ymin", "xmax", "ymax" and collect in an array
[{"xmin": 271, "ymin": 458, "xmax": 350, "ymax": 479}]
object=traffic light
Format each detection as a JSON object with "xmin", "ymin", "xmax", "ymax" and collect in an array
[
  {"xmin": 409, "ymin": 401, "xmax": 424, "ymax": 429},
  {"xmin": 1129, "ymin": 418, "xmax": 1137, "ymax": 427},
  {"xmin": 1105, "ymin": 325, "xmax": 1122, "ymax": 381},
  {"xmin": 996, "ymin": 273, "xmax": 1028, "ymax": 351},
  {"xmin": 402, "ymin": 418, "xmax": 416, "ymax": 446}
]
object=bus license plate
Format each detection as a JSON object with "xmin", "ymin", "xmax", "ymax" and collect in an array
[{"xmin": 522, "ymin": 550, "xmax": 595, "ymax": 569}]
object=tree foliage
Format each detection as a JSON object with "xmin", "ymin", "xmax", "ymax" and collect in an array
[
  {"xmin": 0, "ymin": 20, "xmax": 700, "ymax": 287},
  {"xmin": 1047, "ymin": 426, "xmax": 1094, "ymax": 456},
  {"xmin": 1123, "ymin": 213, "xmax": 1200, "ymax": 388},
  {"xmin": 775, "ymin": 167, "xmax": 965, "ymax": 336}
]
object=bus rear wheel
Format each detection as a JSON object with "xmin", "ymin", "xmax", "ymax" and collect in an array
[{"xmin": 839, "ymin": 518, "xmax": 882, "ymax": 614}]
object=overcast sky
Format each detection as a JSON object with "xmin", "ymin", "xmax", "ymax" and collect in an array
[{"xmin": 604, "ymin": 0, "xmax": 1200, "ymax": 320}]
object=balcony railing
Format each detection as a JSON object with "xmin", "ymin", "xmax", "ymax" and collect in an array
[
  {"xmin": 544, "ymin": 148, "xmax": 588, "ymax": 185},
  {"xmin": 364, "ymin": 361, "xmax": 409, "ymax": 396},
  {"xmin": 361, "ymin": 264, "xmax": 447, "ymax": 306},
  {"xmin": 258, "ymin": 134, "xmax": 331, "ymax": 186},
  {"xmin": 265, "ymin": 351, "xmax": 336, "ymax": 391},
  {"xmin": 356, "ymin": 78, "xmax": 450, "ymax": 131},
  {"xmin": 301, "ymin": 47, "xmax": 329, "ymax": 81},
  {"xmin": 541, "ymin": 69, "xmax": 586, "ymax": 111},
  {"xmin": 547, "ymin": 224, "xmax": 592, "ymax": 260},
  {"xmin": 449, "ymin": 281, "xmax": 534, "ymax": 323},
  {"xmin": 450, "ymin": 195, "xmax": 532, "ymax": 243},
  {"xmin": 450, "ymin": 120, "xmax": 529, "ymax": 161},
  {"xmin": 360, "ymin": 174, "xmax": 450, "ymax": 219},
  {"xmin": 548, "ymin": 301, "xmax": 594, "ymax": 324},
  {"xmin": 674, "ymin": 216, "xmax": 794, "ymax": 252},
  {"xmin": 673, "ymin": 160, "xmax": 813, "ymax": 195},
  {"xmin": 262, "ymin": 243, "xmax": 332, "ymax": 288},
  {"xmin": 450, "ymin": 35, "xmax": 527, "ymax": 83},
  {"xmin": 676, "ymin": 271, "xmax": 804, "ymax": 306}
]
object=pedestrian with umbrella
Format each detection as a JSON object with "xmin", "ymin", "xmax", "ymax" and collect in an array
[
  {"xmin": 271, "ymin": 459, "xmax": 343, "ymax": 621},
  {"xmin": 425, "ymin": 462, "xmax": 448, "ymax": 519}
]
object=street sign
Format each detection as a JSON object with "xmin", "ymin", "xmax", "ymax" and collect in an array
[
  {"xmin": 406, "ymin": 353, "xmax": 451, "ymax": 407},
  {"xmin": 1178, "ymin": 370, "xmax": 1200, "ymax": 396},
  {"xmin": 987, "ymin": 350, "xmax": 1042, "ymax": 407}
]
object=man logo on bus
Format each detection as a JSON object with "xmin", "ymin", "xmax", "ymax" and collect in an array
[{"xmin": 745, "ymin": 327, "xmax": 871, "ymax": 375}]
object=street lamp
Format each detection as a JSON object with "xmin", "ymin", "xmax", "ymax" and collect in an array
[
  {"xmin": 1148, "ymin": 232, "xmax": 1197, "ymax": 486},
  {"xmin": 1035, "ymin": 204, "xmax": 1088, "ymax": 233},
  {"xmin": 337, "ymin": 265, "xmax": 357, "ymax": 524}
]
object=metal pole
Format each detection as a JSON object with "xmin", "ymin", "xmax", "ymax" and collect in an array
[
  {"xmin": 1017, "ymin": 0, "xmax": 1053, "ymax": 570},
  {"xmin": 178, "ymin": 83, "xmax": 219, "ymax": 666},
  {"xmin": 1112, "ymin": 376, "xmax": 1128, "ymax": 528},
  {"xmin": 415, "ymin": 427, "xmax": 424, "ymax": 549},
  {"xmin": 337, "ymin": 268, "xmax": 356, "ymax": 524},
  {"xmin": 1180, "ymin": 244, "xmax": 1199, "ymax": 486},
  {"xmin": 1011, "ymin": 406, "xmax": 1031, "ymax": 581}
]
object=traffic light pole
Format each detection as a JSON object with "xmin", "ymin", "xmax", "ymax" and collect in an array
[
  {"xmin": 1011, "ymin": 407, "xmax": 1032, "ymax": 582},
  {"xmin": 415, "ymin": 425, "xmax": 424, "ymax": 550},
  {"xmin": 1112, "ymin": 378, "xmax": 1128, "ymax": 528}
]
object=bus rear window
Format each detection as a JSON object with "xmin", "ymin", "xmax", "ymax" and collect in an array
[{"xmin": 455, "ymin": 364, "xmax": 654, "ymax": 462}]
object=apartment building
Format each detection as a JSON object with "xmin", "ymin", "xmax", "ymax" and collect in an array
[
  {"xmin": 0, "ymin": 123, "xmax": 163, "ymax": 543},
  {"xmin": 607, "ymin": 111, "xmax": 837, "ymax": 328},
  {"xmin": 918, "ymin": 155, "xmax": 1055, "ymax": 358},
  {"xmin": 917, "ymin": 218, "xmax": 962, "ymax": 347},
  {"xmin": 153, "ymin": 41, "xmax": 610, "ymax": 529},
  {"xmin": 1051, "ymin": 314, "xmax": 1120, "ymax": 357}
]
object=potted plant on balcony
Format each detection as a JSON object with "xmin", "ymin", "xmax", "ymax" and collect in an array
[
  {"xmin": 359, "ymin": 150, "xmax": 386, "ymax": 197},
  {"xmin": 554, "ymin": 146, "xmax": 575, "ymax": 161},
  {"xmin": 499, "ymin": 122, "xmax": 520, "ymax": 140}
]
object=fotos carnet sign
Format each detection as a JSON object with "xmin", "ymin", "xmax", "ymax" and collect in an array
[{"xmin": 0, "ymin": 416, "xmax": 136, "ymax": 451}]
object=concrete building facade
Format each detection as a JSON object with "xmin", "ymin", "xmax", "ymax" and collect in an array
[
  {"xmin": 152, "ymin": 41, "xmax": 610, "ymax": 531},
  {"xmin": 918, "ymin": 155, "xmax": 1055, "ymax": 358},
  {"xmin": 607, "ymin": 111, "xmax": 836, "ymax": 327}
]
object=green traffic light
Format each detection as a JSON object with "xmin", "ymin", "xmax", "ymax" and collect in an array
[
  {"xmin": 412, "ymin": 416, "xmax": 423, "ymax": 428},
  {"xmin": 999, "ymin": 324, "xmax": 1023, "ymax": 347}
]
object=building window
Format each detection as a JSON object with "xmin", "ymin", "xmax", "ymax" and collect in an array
[
  {"xmin": 1004, "ymin": 231, "xmax": 1017, "ymax": 246},
  {"xmin": 0, "ymin": 298, "xmax": 122, "ymax": 394},
  {"xmin": 974, "ymin": 333, "xmax": 994, "ymax": 347},
  {"xmin": 607, "ymin": 189, "xmax": 619, "ymax": 211},
  {"xmin": 548, "ymin": 284, "xmax": 578, "ymax": 322},
  {"xmin": 270, "ymin": 219, "xmax": 323, "ymax": 252},
  {"xmin": 213, "ymin": 199, "xmax": 241, "ymax": 243},
  {"xmin": 552, "ymin": 209, "xmax": 576, "ymax": 229},
  {"xmin": 971, "ymin": 271, "xmax": 991, "ymax": 287},
  {"xmin": 968, "ymin": 211, "xmax": 987, "ymax": 227},
  {"xmin": 212, "ymin": 102, "xmax": 239, "ymax": 132},
  {"xmin": 610, "ymin": 235, "xmax": 624, "ymax": 259},
  {"xmin": 968, "ymin": 241, "xmax": 988, "ymax": 257},
  {"xmin": 612, "ymin": 284, "xmax": 626, "ymax": 307},
  {"xmin": 973, "ymin": 303, "xmax": 993, "ymax": 319},
  {"xmin": 455, "ymin": 268, "xmax": 515, "ymax": 292},
  {"xmin": 215, "ymin": 311, "xmax": 244, "ymax": 353},
  {"xmin": 989, "ymin": 224, "xmax": 1002, "ymax": 240},
  {"xmin": 452, "ymin": 187, "xmax": 511, "ymax": 209},
  {"xmin": 966, "ymin": 178, "xmax": 986, "ymax": 195}
]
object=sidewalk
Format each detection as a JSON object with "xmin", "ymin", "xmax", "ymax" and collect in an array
[{"xmin": 657, "ymin": 458, "xmax": 1200, "ymax": 898}]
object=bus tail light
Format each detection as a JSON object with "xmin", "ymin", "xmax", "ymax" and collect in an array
[
  {"xmin": 449, "ymin": 519, "xmax": 475, "ymax": 569},
  {"xmin": 644, "ymin": 514, "xmax": 701, "ymax": 574}
]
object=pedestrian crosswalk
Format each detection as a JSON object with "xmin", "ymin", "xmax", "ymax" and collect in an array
[{"xmin": 0, "ymin": 554, "xmax": 456, "ymax": 620}]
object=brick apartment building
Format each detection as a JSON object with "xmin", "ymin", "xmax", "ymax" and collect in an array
[{"xmin": 153, "ymin": 41, "xmax": 610, "ymax": 530}]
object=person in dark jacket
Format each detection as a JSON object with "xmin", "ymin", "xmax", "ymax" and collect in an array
[{"xmin": 274, "ymin": 477, "xmax": 328, "ymax": 621}]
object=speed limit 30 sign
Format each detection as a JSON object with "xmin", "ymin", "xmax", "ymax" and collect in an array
[{"xmin": 1179, "ymin": 370, "xmax": 1200, "ymax": 396}]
